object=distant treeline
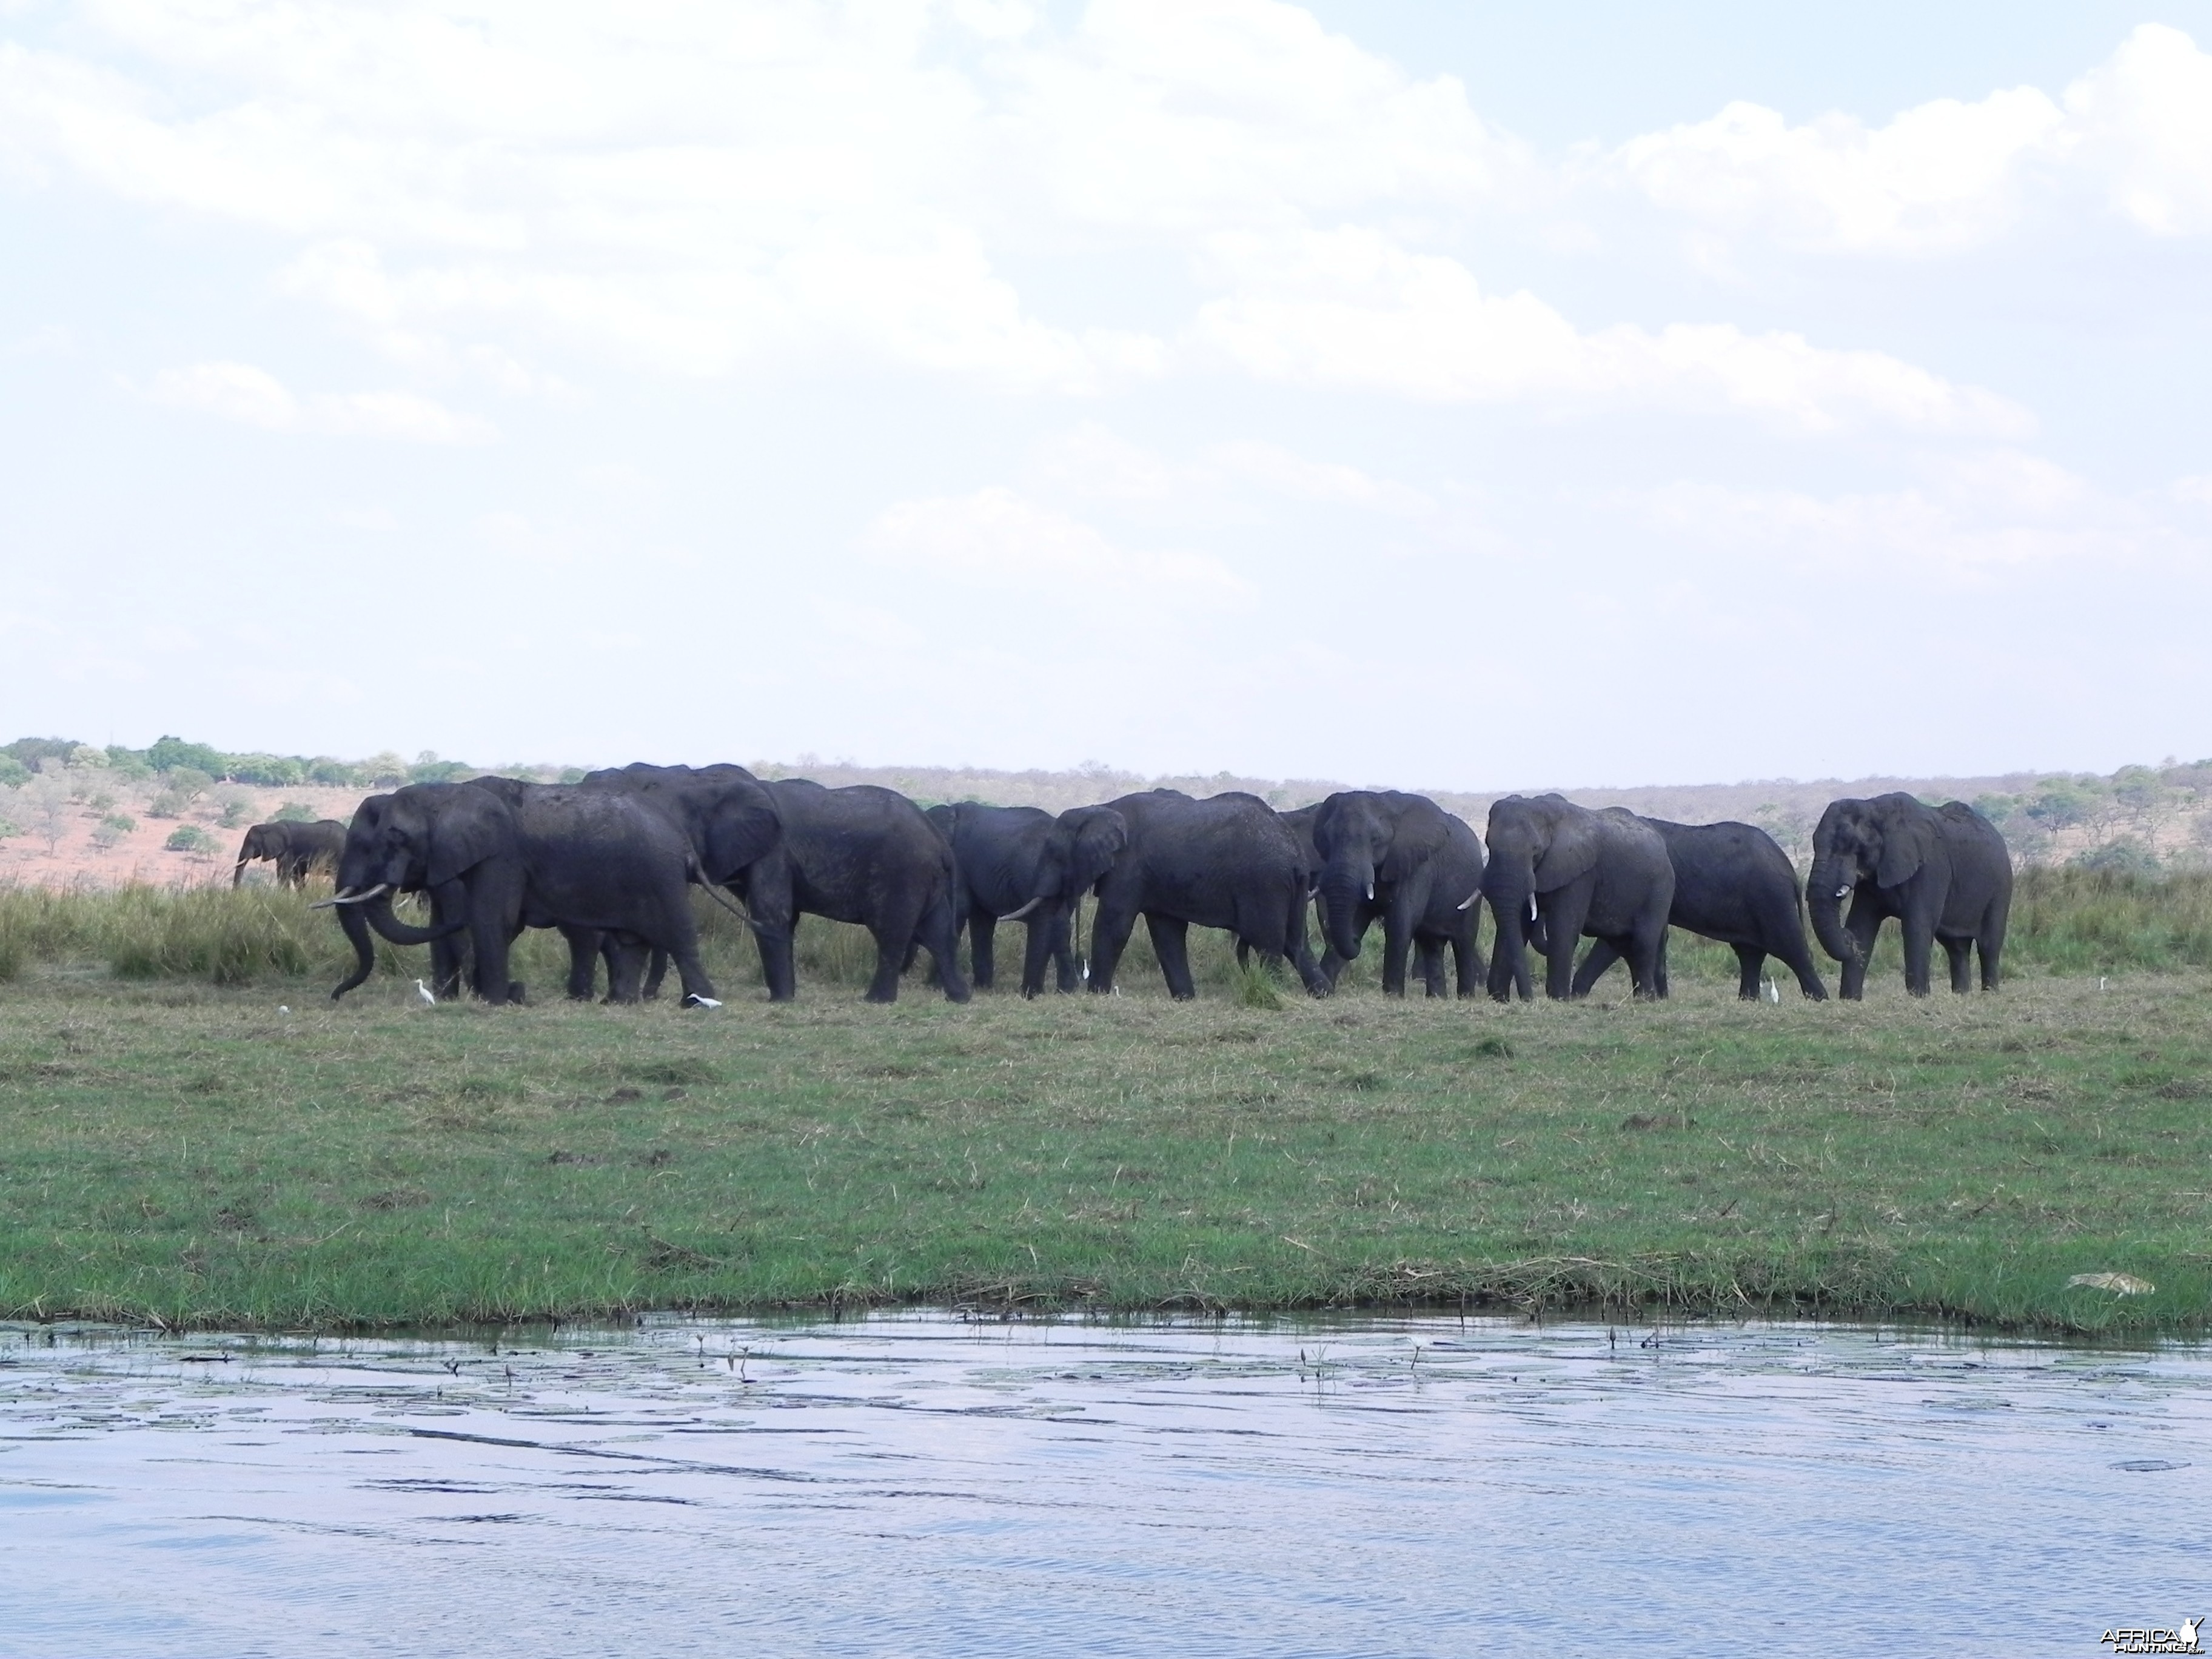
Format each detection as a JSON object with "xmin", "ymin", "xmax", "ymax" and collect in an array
[{"xmin": 0, "ymin": 735, "xmax": 577, "ymax": 792}]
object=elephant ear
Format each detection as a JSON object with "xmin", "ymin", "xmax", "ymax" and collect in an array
[
  {"xmin": 1532, "ymin": 806, "xmax": 1601, "ymax": 893},
  {"xmin": 1310, "ymin": 797, "xmax": 1345, "ymax": 860},
  {"xmin": 705, "ymin": 791, "xmax": 782, "ymax": 879},
  {"xmin": 1067, "ymin": 807, "xmax": 1128, "ymax": 892},
  {"xmin": 925, "ymin": 803, "xmax": 956, "ymax": 842},
  {"xmin": 1875, "ymin": 804, "xmax": 1937, "ymax": 888},
  {"xmin": 426, "ymin": 789, "xmax": 512, "ymax": 888},
  {"xmin": 1379, "ymin": 800, "xmax": 1447, "ymax": 884}
]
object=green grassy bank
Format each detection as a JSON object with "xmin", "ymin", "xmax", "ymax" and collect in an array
[{"xmin": 4, "ymin": 930, "xmax": 2209, "ymax": 1333}]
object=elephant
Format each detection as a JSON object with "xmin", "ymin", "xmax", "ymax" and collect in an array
[
  {"xmin": 324, "ymin": 780, "xmax": 726, "ymax": 1007},
  {"xmin": 1567, "ymin": 818, "xmax": 1829, "ymax": 1001},
  {"xmin": 1086, "ymin": 789, "xmax": 1328, "ymax": 999},
  {"xmin": 927, "ymin": 802, "xmax": 1127, "ymax": 996},
  {"xmin": 1806, "ymin": 794, "xmax": 2012, "ymax": 997},
  {"xmin": 1483, "ymin": 795, "xmax": 1674, "ymax": 1001},
  {"xmin": 645, "ymin": 776, "xmax": 966, "ymax": 1004},
  {"xmin": 1311, "ymin": 790, "xmax": 1487, "ymax": 996},
  {"xmin": 232, "ymin": 819, "xmax": 346, "ymax": 888},
  {"xmin": 323, "ymin": 783, "xmax": 524, "ymax": 1004},
  {"xmin": 574, "ymin": 763, "xmax": 785, "ymax": 999},
  {"xmin": 466, "ymin": 776, "xmax": 728, "ymax": 1007}
]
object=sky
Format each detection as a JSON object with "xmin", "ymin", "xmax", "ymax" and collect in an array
[{"xmin": 4, "ymin": 1, "xmax": 2212, "ymax": 791}]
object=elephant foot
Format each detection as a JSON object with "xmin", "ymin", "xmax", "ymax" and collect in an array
[{"xmin": 507, "ymin": 984, "xmax": 527, "ymax": 1005}]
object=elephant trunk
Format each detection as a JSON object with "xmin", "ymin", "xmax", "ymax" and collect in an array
[
  {"xmin": 332, "ymin": 899, "xmax": 377, "ymax": 1000},
  {"xmin": 1320, "ymin": 862, "xmax": 1369, "ymax": 962},
  {"xmin": 232, "ymin": 859, "xmax": 247, "ymax": 889},
  {"xmin": 1806, "ymin": 851, "xmax": 1858, "ymax": 965},
  {"xmin": 364, "ymin": 887, "xmax": 468, "ymax": 947},
  {"xmin": 1484, "ymin": 862, "xmax": 1535, "ymax": 999}
]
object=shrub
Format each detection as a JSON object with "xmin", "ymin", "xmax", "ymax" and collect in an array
[
  {"xmin": 0, "ymin": 757, "xmax": 27, "ymax": 788},
  {"xmin": 215, "ymin": 790, "xmax": 256, "ymax": 828},
  {"xmin": 146, "ymin": 792, "xmax": 185, "ymax": 820},
  {"xmin": 87, "ymin": 791, "xmax": 116, "ymax": 813},
  {"xmin": 91, "ymin": 814, "xmax": 136, "ymax": 850},
  {"xmin": 146, "ymin": 736, "xmax": 228, "ymax": 777},
  {"xmin": 165, "ymin": 766, "xmax": 214, "ymax": 802},
  {"xmin": 273, "ymin": 801, "xmax": 317, "ymax": 823},
  {"xmin": 0, "ymin": 817, "xmax": 21, "ymax": 840},
  {"xmin": 164, "ymin": 825, "xmax": 218, "ymax": 854},
  {"xmin": 2073, "ymin": 839, "xmax": 2161, "ymax": 876}
]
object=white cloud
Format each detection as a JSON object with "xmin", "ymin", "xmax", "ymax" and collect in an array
[
  {"xmin": 863, "ymin": 486, "xmax": 1247, "ymax": 604},
  {"xmin": 146, "ymin": 360, "xmax": 492, "ymax": 441},
  {"xmin": 1204, "ymin": 438, "xmax": 1433, "ymax": 516},
  {"xmin": 1612, "ymin": 23, "xmax": 2212, "ymax": 254},
  {"xmin": 1614, "ymin": 87, "xmax": 2065, "ymax": 255},
  {"xmin": 2066, "ymin": 23, "xmax": 2212, "ymax": 235},
  {"xmin": 1189, "ymin": 226, "xmax": 2032, "ymax": 434}
]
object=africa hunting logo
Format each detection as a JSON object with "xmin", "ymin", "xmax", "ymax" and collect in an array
[{"xmin": 2102, "ymin": 1618, "xmax": 2203, "ymax": 1655}]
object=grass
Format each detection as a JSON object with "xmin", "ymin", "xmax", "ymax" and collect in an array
[{"xmin": 2, "ymin": 876, "xmax": 2211, "ymax": 1335}]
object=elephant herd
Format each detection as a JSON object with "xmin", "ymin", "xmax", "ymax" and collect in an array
[{"xmin": 269, "ymin": 766, "xmax": 2014, "ymax": 1008}]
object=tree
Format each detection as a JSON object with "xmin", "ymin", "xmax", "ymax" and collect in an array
[{"xmin": 146, "ymin": 736, "xmax": 228, "ymax": 777}]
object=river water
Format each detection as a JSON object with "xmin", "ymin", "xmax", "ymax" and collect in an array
[{"xmin": 2, "ymin": 1312, "xmax": 2204, "ymax": 1657}]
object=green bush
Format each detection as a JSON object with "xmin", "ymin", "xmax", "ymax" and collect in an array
[
  {"xmin": 91, "ymin": 814, "xmax": 136, "ymax": 850},
  {"xmin": 146, "ymin": 736, "xmax": 227, "ymax": 777},
  {"xmin": 0, "ymin": 757, "xmax": 31, "ymax": 788},
  {"xmin": 0, "ymin": 816, "xmax": 21, "ymax": 840},
  {"xmin": 146, "ymin": 792, "xmax": 186, "ymax": 820},
  {"xmin": 164, "ymin": 825, "xmax": 218, "ymax": 854},
  {"xmin": 273, "ymin": 801, "xmax": 317, "ymax": 823}
]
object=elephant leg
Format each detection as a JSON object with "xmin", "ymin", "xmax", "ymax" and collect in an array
[
  {"xmin": 1978, "ymin": 919, "xmax": 2005, "ymax": 991},
  {"xmin": 1900, "ymin": 910, "xmax": 1937, "ymax": 997},
  {"xmin": 919, "ymin": 893, "xmax": 971, "ymax": 1004},
  {"xmin": 470, "ymin": 911, "xmax": 518, "ymax": 1005},
  {"xmin": 863, "ymin": 892, "xmax": 928, "ymax": 1004},
  {"xmin": 1779, "ymin": 937, "xmax": 1829, "ymax": 1000},
  {"xmin": 1572, "ymin": 939, "xmax": 1621, "ymax": 997},
  {"xmin": 1050, "ymin": 910, "xmax": 1081, "ymax": 994},
  {"xmin": 560, "ymin": 927, "xmax": 600, "ymax": 1000},
  {"xmin": 1379, "ymin": 911, "xmax": 1412, "ymax": 997},
  {"xmin": 1942, "ymin": 936, "xmax": 1973, "ymax": 994},
  {"xmin": 1542, "ymin": 886, "xmax": 1594, "ymax": 1000},
  {"xmin": 640, "ymin": 949, "xmax": 669, "ymax": 999},
  {"xmin": 1146, "ymin": 913, "xmax": 1196, "ymax": 1000},
  {"xmin": 1413, "ymin": 937, "xmax": 1444, "ymax": 998},
  {"xmin": 1838, "ymin": 897, "xmax": 1881, "ymax": 1001},
  {"xmin": 604, "ymin": 938, "xmax": 649, "ymax": 1004},
  {"xmin": 1087, "ymin": 895, "xmax": 1139, "ymax": 994},
  {"xmin": 1732, "ymin": 944, "xmax": 1766, "ymax": 1000},
  {"xmin": 970, "ymin": 910, "xmax": 999, "ymax": 992},
  {"xmin": 754, "ymin": 923, "xmax": 797, "ymax": 1002},
  {"xmin": 1020, "ymin": 916, "xmax": 1054, "ymax": 999}
]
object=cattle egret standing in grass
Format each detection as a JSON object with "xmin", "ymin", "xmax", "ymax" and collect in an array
[{"xmin": 415, "ymin": 979, "xmax": 435, "ymax": 1006}]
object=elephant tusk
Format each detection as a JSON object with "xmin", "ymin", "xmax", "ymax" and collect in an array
[
  {"xmin": 1455, "ymin": 889, "xmax": 1480, "ymax": 911},
  {"xmin": 310, "ymin": 883, "xmax": 389, "ymax": 911},
  {"xmin": 999, "ymin": 897, "xmax": 1044, "ymax": 922},
  {"xmin": 1834, "ymin": 884, "xmax": 1852, "ymax": 899},
  {"xmin": 1528, "ymin": 896, "xmax": 1538, "ymax": 922},
  {"xmin": 1364, "ymin": 883, "xmax": 1375, "ymax": 902}
]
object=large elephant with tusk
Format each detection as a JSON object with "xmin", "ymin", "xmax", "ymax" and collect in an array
[
  {"xmin": 1311, "ymin": 790, "xmax": 1486, "ymax": 996},
  {"xmin": 1806, "ymin": 794, "xmax": 2011, "ymax": 997},
  {"xmin": 1085, "ymin": 789, "xmax": 1328, "ymax": 999},
  {"xmin": 928, "ymin": 802, "xmax": 1127, "ymax": 996},
  {"xmin": 233, "ymin": 818, "xmax": 347, "ymax": 888},
  {"xmin": 323, "ymin": 779, "xmax": 731, "ymax": 1007},
  {"xmin": 1482, "ymin": 796, "xmax": 1674, "ymax": 1001},
  {"xmin": 321, "ymin": 783, "xmax": 523, "ymax": 1004}
]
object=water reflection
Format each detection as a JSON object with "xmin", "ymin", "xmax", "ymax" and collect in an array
[{"xmin": 2, "ymin": 1313, "xmax": 2205, "ymax": 1657}]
